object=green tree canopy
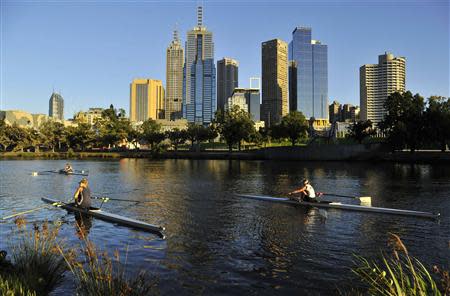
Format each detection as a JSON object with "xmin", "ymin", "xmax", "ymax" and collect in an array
[
  {"xmin": 213, "ymin": 105, "xmax": 255, "ymax": 152},
  {"xmin": 347, "ymin": 120, "xmax": 376, "ymax": 144},
  {"xmin": 39, "ymin": 120, "xmax": 66, "ymax": 152},
  {"xmin": 186, "ymin": 123, "xmax": 217, "ymax": 151},
  {"xmin": 425, "ymin": 96, "xmax": 450, "ymax": 151},
  {"xmin": 66, "ymin": 123, "xmax": 95, "ymax": 151},
  {"xmin": 95, "ymin": 105, "xmax": 131, "ymax": 149},
  {"xmin": 139, "ymin": 119, "xmax": 165, "ymax": 150},
  {"xmin": 379, "ymin": 91, "xmax": 426, "ymax": 151},
  {"xmin": 271, "ymin": 111, "xmax": 308, "ymax": 146},
  {"xmin": 166, "ymin": 128, "xmax": 188, "ymax": 151}
]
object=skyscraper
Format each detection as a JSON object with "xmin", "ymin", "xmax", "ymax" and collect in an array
[
  {"xmin": 360, "ymin": 52, "xmax": 406, "ymax": 124},
  {"xmin": 288, "ymin": 60, "xmax": 297, "ymax": 112},
  {"xmin": 261, "ymin": 39, "xmax": 288, "ymax": 127},
  {"xmin": 130, "ymin": 79, "xmax": 165, "ymax": 122},
  {"xmin": 289, "ymin": 27, "xmax": 328, "ymax": 120},
  {"xmin": 183, "ymin": 6, "xmax": 216, "ymax": 125},
  {"xmin": 166, "ymin": 29, "xmax": 184, "ymax": 121},
  {"xmin": 217, "ymin": 57, "xmax": 239, "ymax": 112},
  {"xmin": 48, "ymin": 92, "xmax": 64, "ymax": 121}
]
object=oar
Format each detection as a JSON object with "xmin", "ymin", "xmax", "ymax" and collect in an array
[
  {"xmin": 318, "ymin": 192, "xmax": 371, "ymax": 203},
  {"xmin": 92, "ymin": 196, "xmax": 143, "ymax": 203},
  {"xmin": 1, "ymin": 202, "xmax": 61, "ymax": 220}
]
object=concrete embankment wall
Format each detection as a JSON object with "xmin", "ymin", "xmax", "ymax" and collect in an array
[
  {"xmin": 162, "ymin": 144, "xmax": 382, "ymax": 161},
  {"xmin": 2, "ymin": 146, "xmax": 449, "ymax": 162},
  {"xmin": 255, "ymin": 144, "xmax": 382, "ymax": 161}
]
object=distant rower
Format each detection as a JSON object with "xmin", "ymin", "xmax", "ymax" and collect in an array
[
  {"xmin": 73, "ymin": 178, "xmax": 92, "ymax": 209},
  {"xmin": 288, "ymin": 179, "xmax": 317, "ymax": 202},
  {"xmin": 64, "ymin": 163, "xmax": 74, "ymax": 174}
]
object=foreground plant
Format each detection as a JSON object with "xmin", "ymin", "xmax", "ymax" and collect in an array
[
  {"xmin": 0, "ymin": 274, "xmax": 37, "ymax": 296},
  {"xmin": 352, "ymin": 233, "xmax": 447, "ymax": 296},
  {"xmin": 58, "ymin": 226, "xmax": 157, "ymax": 296},
  {"xmin": 2, "ymin": 218, "xmax": 67, "ymax": 295}
]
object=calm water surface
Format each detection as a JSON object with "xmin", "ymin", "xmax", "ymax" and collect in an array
[{"xmin": 0, "ymin": 159, "xmax": 449, "ymax": 295}]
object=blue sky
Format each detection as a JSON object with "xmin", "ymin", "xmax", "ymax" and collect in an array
[{"xmin": 1, "ymin": 0, "xmax": 448, "ymax": 118}]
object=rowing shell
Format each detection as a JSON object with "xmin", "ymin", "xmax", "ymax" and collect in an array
[
  {"xmin": 42, "ymin": 197, "xmax": 165, "ymax": 238},
  {"xmin": 237, "ymin": 194, "xmax": 440, "ymax": 219}
]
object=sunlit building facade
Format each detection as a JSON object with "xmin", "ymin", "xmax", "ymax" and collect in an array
[
  {"xmin": 261, "ymin": 39, "xmax": 288, "ymax": 127},
  {"xmin": 166, "ymin": 30, "xmax": 184, "ymax": 121},
  {"xmin": 360, "ymin": 52, "xmax": 406, "ymax": 124},
  {"xmin": 130, "ymin": 79, "xmax": 165, "ymax": 122}
]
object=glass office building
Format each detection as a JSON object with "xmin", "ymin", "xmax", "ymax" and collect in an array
[
  {"xmin": 182, "ymin": 6, "xmax": 216, "ymax": 125},
  {"xmin": 289, "ymin": 27, "xmax": 328, "ymax": 120}
]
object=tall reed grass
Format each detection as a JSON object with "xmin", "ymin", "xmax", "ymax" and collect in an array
[
  {"xmin": 351, "ymin": 233, "xmax": 448, "ymax": 296},
  {"xmin": 57, "ymin": 222, "xmax": 158, "ymax": 296},
  {"xmin": 1, "ymin": 218, "xmax": 66, "ymax": 295}
]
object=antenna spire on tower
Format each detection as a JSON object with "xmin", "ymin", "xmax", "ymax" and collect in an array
[
  {"xmin": 197, "ymin": 6, "xmax": 203, "ymax": 27},
  {"xmin": 173, "ymin": 23, "xmax": 179, "ymax": 42}
]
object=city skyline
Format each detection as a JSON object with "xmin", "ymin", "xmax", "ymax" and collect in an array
[{"xmin": 1, "ymin": 0, "xmax": 448, "ymax": 118}]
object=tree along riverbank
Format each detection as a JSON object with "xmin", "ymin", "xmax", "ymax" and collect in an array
[{"xmin": 1, "ymin": 144, "xmax": 450, "ymax": 163}]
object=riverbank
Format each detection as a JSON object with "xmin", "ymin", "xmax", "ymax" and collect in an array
[{"xmin": 1, "ymin": 145, "xmax": 449, "ymax": 162}]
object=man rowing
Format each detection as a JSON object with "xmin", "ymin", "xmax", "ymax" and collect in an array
[
  {"xmin": 63, "ymin": 163, "xmax": 74, "ymax": 174},
  {"xmin": 288, "ymin": 179, "xmax": 318, "ymax": 202},
  {"xmin": 73, "ymin": 178, "xmax": 92, "ymax": 209}
]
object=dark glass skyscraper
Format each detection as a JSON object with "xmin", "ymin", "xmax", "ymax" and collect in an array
[
  {"xmin": 49, "ymin": 92, "xmax": 64, "ymax": 120},
  {"xmin": 217, "ymin": 58, "xmax": 238, "ymax": 112},
  {"xmin": 289, "ymin": 27, "xmax": 328, "ymax": 120}
]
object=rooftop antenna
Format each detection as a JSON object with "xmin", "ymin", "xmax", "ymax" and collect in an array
[
  {"xmin": 173, "ymin": 22, "xmax": 179, "ymax": 42},
  {"xmin": 197, "ymin": 5, "xmax": 203, "ymax": 27}
]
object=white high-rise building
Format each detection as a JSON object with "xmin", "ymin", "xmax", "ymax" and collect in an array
[{"xmin": 360, "ymin": 52, "xmax": 406, "ymax": 124}]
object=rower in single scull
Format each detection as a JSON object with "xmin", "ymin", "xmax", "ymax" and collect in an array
[{"xmin": 288, "ymin": 179, "xmax": 320, "ymax": 202}]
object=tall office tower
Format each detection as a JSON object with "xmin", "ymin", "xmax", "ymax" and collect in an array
[
  {"xmin": 289, "ymin": 27, "xmax": 328, "ymax": 120},
  {"xmin": 329, "ymin": 100, "xmax": 341, "ymax": 123},
  {"xmin": 48, "ymin": 92, "xmax": 64, "ymax": 120},
  {"xmin": 217, "ymin": 57, "xmax": 239, "ymax": 112},
  {"xmin": 166, "ymin": 29, "xmax": 184, "ymax": 121},
  {"xmin": 229, "ymin": 88, "xmax": 261, "ymax": 121},
  {"xmin": 182, "ymin": 6, "xmax": 216, "ymax": 125},
  {"xmin": 360, "ymin": 52, "xmax": 406, "ymax": 124},
  {"xmin": 288, "ymin": 60, "xmax": 298, "ymax": 111},
  {"xmin": 261, "ymin": 39, "xmax": 288, "ymax": 127},
  {"xmin": 130, "ymin": 79, "xmax": 165, "ymax": 122}
]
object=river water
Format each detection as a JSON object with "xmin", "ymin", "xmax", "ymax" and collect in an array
[{"xmin": 0, "ymin": 159, "xmax": 449, "ymax": 295}]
